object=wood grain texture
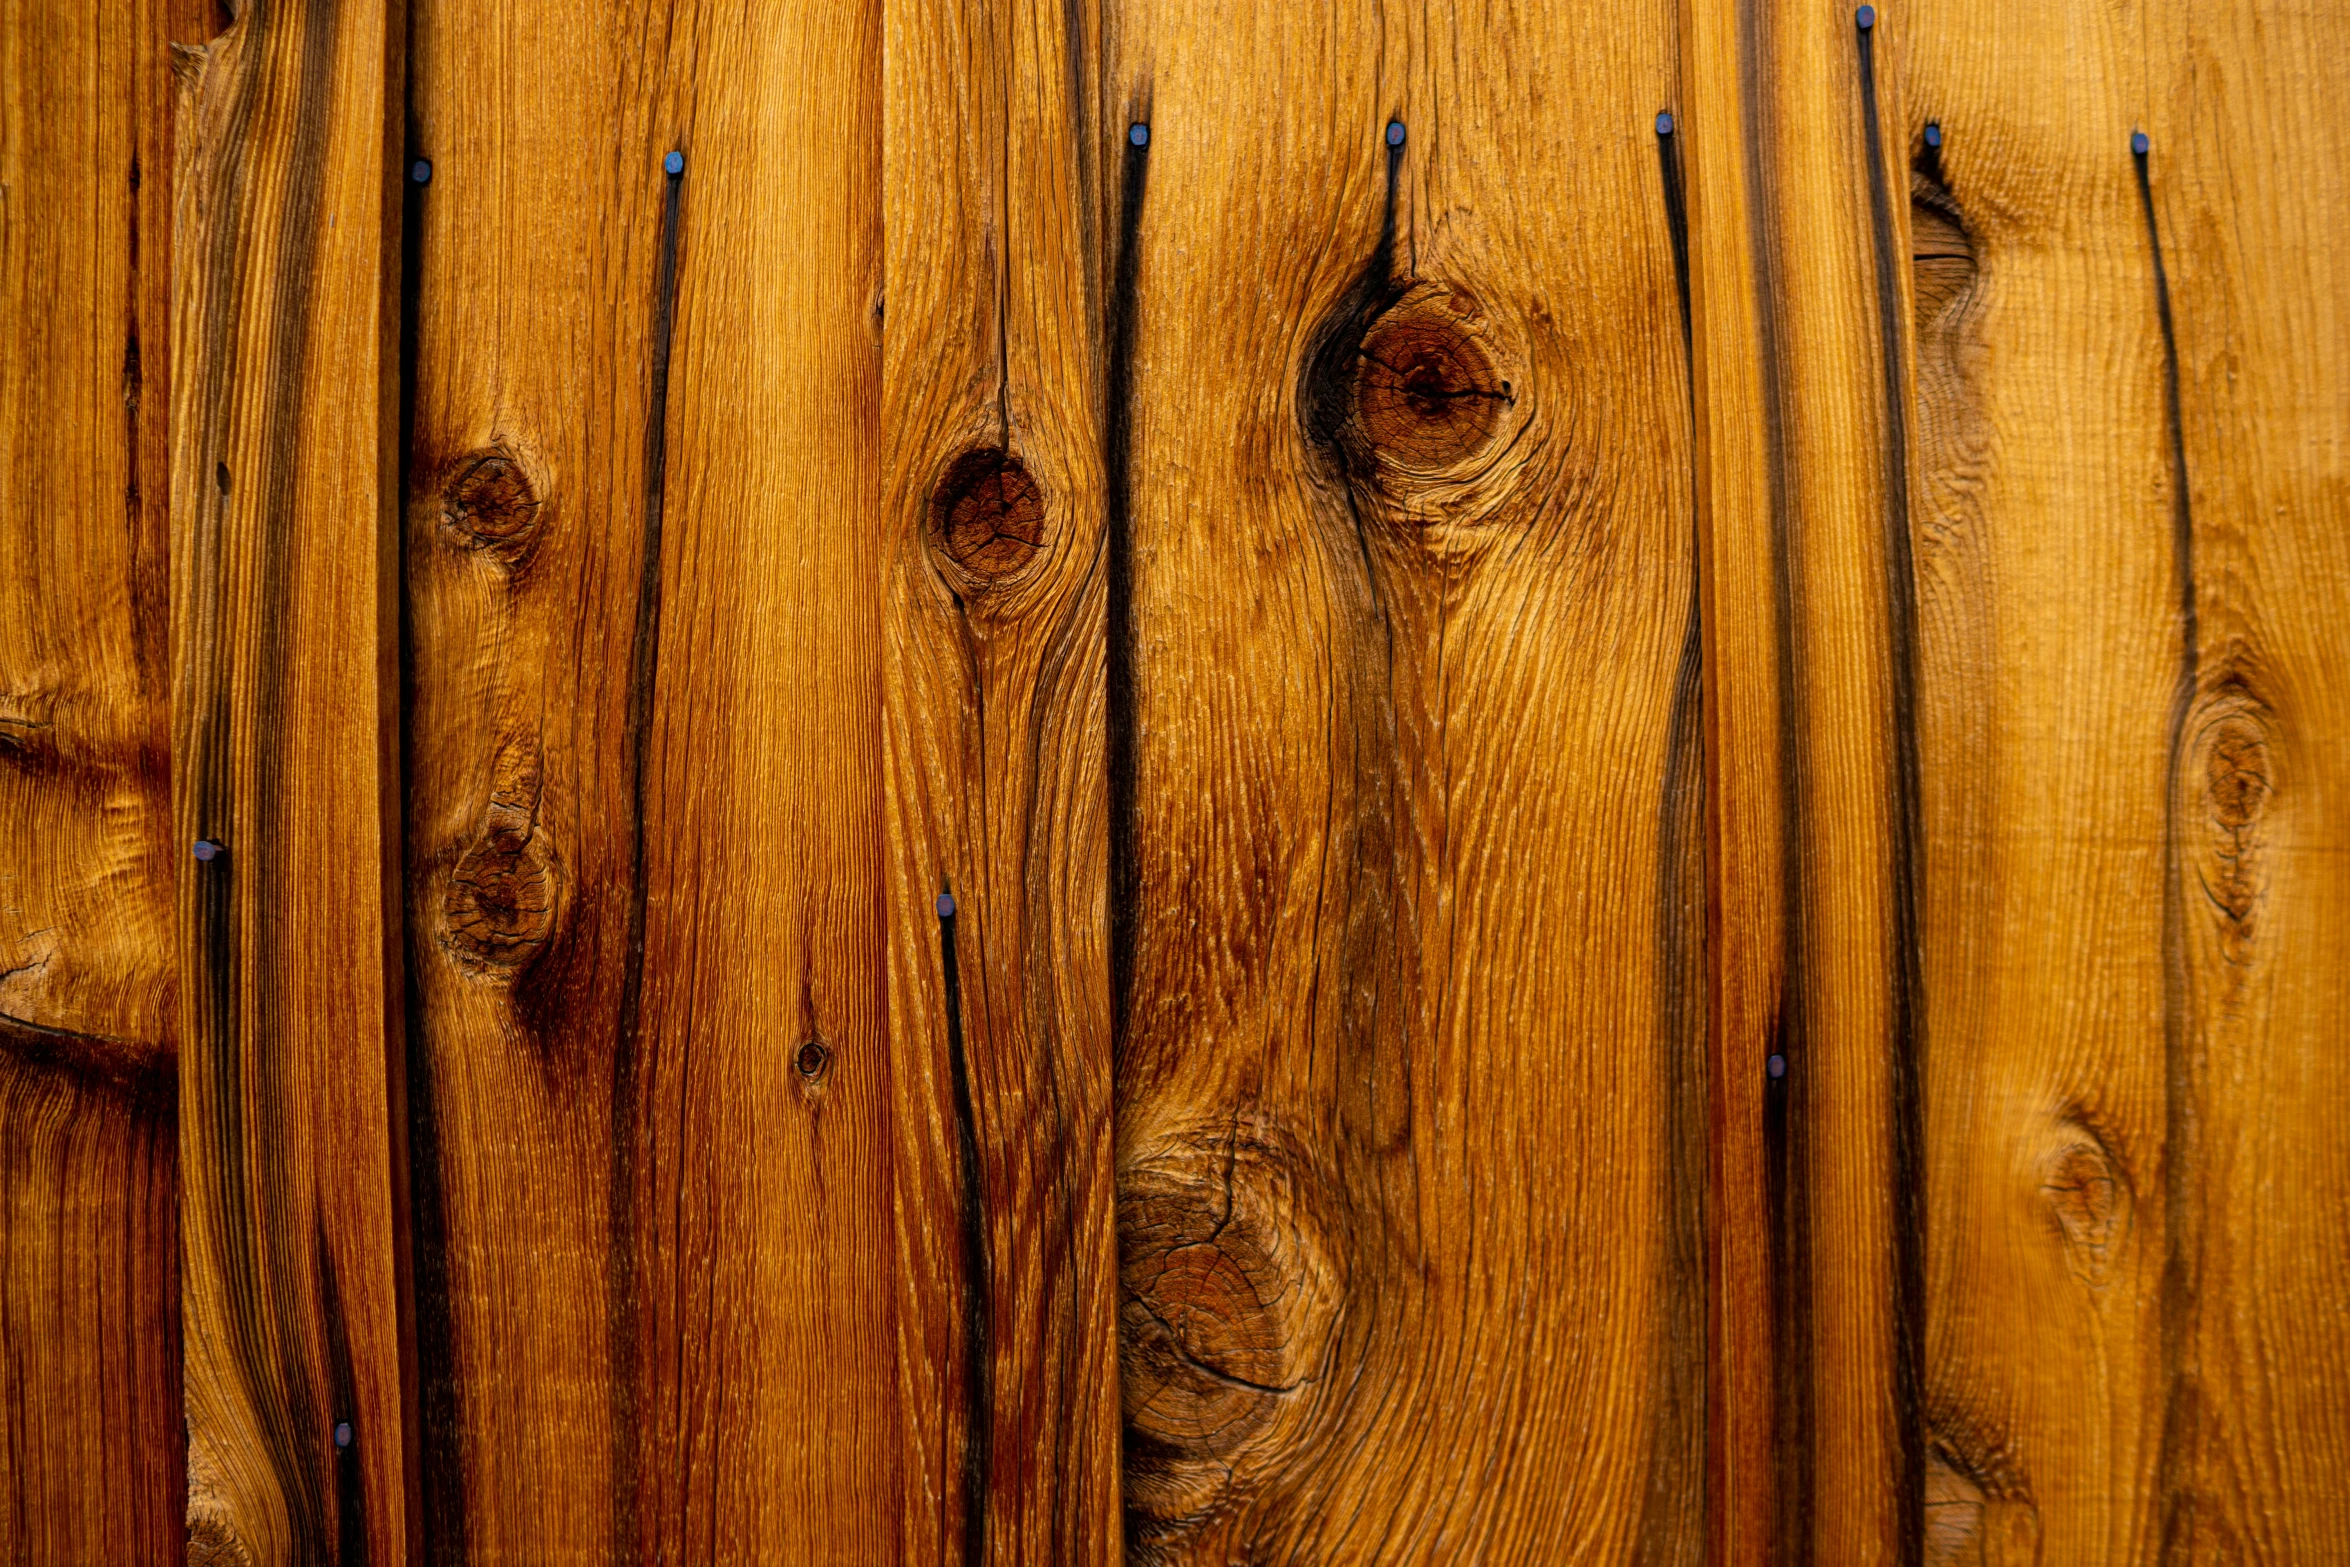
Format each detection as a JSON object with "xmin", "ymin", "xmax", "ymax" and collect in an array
[
  {"xmin": 1104, "ymin": 1, "xmax": 1704, "ymax": 1560},
  {"xmin": 881, "ymin": 0, "xmax": 1125, "ymax": 1555},
  {"xmin": 1897, "ymin": 0, "xmax": 2350, "ymax": 1559},
  {"xmin": 403, "ymin": 0, "xmax": 890, "ymax": 1558},
  {"xmin": 170, "ymin": 0, "xmax": 416, "ymax": 1559},
  {"xmin": 1680, "ymin": 2, "xmax": 1921, "ymax": 1560},
  {"xmin": 0, "ymin": 1, "xmax": 183, "ymax": 1553}
]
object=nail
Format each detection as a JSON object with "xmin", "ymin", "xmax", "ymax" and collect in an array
[
  {"xmin": 1923, "ymin": 122, "xmax": 1942, "ymax": 148},
  {"xmin": 1129, "ymin": 122, "xmax": 1149, "ymax": 147},
  {"xmin": 1386, "ymin": 120, "xmax": 1406, "ymax": 148},
  {"xmin": 192, "ymin": 840, "xmax": 223, "ymax": 862},
  {"xmin": 409, "ymin": 159, "xmax": 432, "ymax": 185},
  {"xmin": 936, "ymin": 892, "xmax": 956, "ymax": 919},
  {"xmin": 1767, "ymin": 1053, "xmax": 1788, "ymax": 1080},
  {"xmin": 1856, "ymin": 4, "xmax": 1876, "ymax": 28},
  {"xmin": 2132, "ymin": 130, "xmax": 2150, "ymax": 155},
  {"xmin": 1656, "ymin": 110, "xmax": 1676, "ymax": 136},
  {"xmin": 664, "ymin": 150, "xmax": 685, "ymax": 176},
  {"xmin": 333, "ymin": 1421, "xmax": 353, "ymax": 1450}
]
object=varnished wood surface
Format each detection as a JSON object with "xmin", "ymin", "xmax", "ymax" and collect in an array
[
  {"xmin": 1104, "ymin": 2, "xmax": 1705, "ymax": 1560},
  {"xmin": 403, "ymin": 0, "xmax": 890, "ymax": 1558},
  {"xmin": 882, "ymin": 0, "xmax": 1124, "ymax": 1557},
  {"xmin": 170, "ymin": 0, "xmax": 416, "ymax": 1559},
  {"xmin": 0, "ymin": 11, "xmax": 181, "ymax": 1558}
]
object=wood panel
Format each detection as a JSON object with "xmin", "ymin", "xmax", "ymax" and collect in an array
[
  {"xmin": 1896, "ymin": 0, "xmax": 2350, "ymax": 1558},
  {"xmin": 403, "ymin": 0, "xmax": 890, "ymax": 1557},
  {"xmin": 880, "ymin": 0, "xmax": 1125, "ymax": 1555},
  {"xmin": 170, "ymin": 0, "xmax": 416, "ymax": 1558},
  {"xmin": 1105, "ymin": 0, "xmax": 1704, "ymax": 1559},
  {"xmin": 0, "ymin": 0, "xmax": 182, "ymax": 1556},
  {"xmin": 1679, "ymin": 1, "xmax": 1919, "ymax": 1560}
]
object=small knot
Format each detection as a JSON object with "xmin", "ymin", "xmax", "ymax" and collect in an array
[
  {"xmin": 1352, "ymin": 300, "xmax": 1509, "ymax": 471},
  {"xmin": 441, "ymin": 449, "xmax": 541, "ymax": 563},
  {"xmin": 795, "ymin": 1039, "xmax": 832, "ymax": 1080},
  {"xmin": 930, "ymin": 448, "xmax": 1045, "ymax": 580}
]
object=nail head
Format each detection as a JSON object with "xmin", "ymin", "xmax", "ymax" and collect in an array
[
  {"xmin": 1767, "ymin": 1053, "xmax": 1788, "ymax": 1080},
  {"xmin": 1856, "ymin": 5, "xmax": 1876, "ymax": 28},
  {"xmin": 664, "ymin": 150, "xmax": 685, "ymax": 175},
  {"xmin": 333, "ymin": 1421, "xmax": 353, "ymax": 1450},
  {"xmin": 192, "ymin": 840, "xmax": 222, "ymax": 862},
  {"xmin": 1923, "ymin": 122, "xmax": 1943, "ymax": 148},
  {"xmin": 1656, "ymin": 110, "xmax": 1675, "ymax": 136},
  {"xmin": 2132, "ymin": 130, "xmax": 2150, "ymax": 155},
  {"xmin": 1386, "ymin": 120, "xmax": 1406, "ymax": 148},
  {"xmin": 1129, "ymin": 122, "xmax": 1149, "ymax": 147},
  {"xmin": 409, "ymin": 159, "xmax": 432, "ymax": 185},
  {"xmin": 936, "ymin": 892, "xmax": 956, "ymax": 919}
]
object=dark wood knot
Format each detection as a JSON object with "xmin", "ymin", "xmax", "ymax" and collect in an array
[
  {"xmin": 1353, "ymin": 302, "xmax": 1510, "ymax": 469},
  {"xmin": 929, "ymin": 447, "xmax": 1044, "ymax": 580},
  {"xmin": 795, "ymin": 1039, "xmax": 832, "ymax": 1081},
  {"xmin": 441, "ymin": 449, "xmax": 541, "ymax": 563}
]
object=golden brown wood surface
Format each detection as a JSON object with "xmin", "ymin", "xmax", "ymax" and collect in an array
[
  {"xmin": 882, "ymin": 0, "xmax": 1124, "ymax": 1557},
  {"xmin": 402, "ymin": 0, "xmax": 890, "ymax": 1557},
  {"xmin": 1105, "ymin": 1, "xmax": 1704, "ymax": 1559},
  {"xmin": 0, "ymin": 0, "xmax": 182, "ymax": 1557},
  {"xmin": 170, "ymin": 0, "xmax": 416, "ymax": 1559}
]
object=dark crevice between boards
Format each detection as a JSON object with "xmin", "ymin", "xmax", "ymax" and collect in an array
[
  {"xmin": 1642, "ymin": 105, "xmax": 1708, "ymax": 1567},
  {"xmin": 1105, "ymin": 94, "xmax": 1148, "ymax": 1062},
  {"xmin": 607, "ymin": 149, "xmax": 685, "ymax": 1566},
  {"xmin": 1857, "ymin": 18, "xmax": 1929, "ymax": 1564},
  {"xmin": 2137, "ymin": 134, "xmax": 2207, "ymax": 1560},
  {"xmin": 937, "ymin": 890, "xmax": 992, "ymax": 1562},
  {"xmin": 1736, "ymin": 0, "xmax": 1813, "ymax": 1549}
]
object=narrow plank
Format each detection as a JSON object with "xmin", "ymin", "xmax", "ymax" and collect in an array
[
  {"xmin": 403, "ymin": 0, "xmax": 892, "ymax": 1557},
  {"xmin": 1680, "ymin": 1, "xmax": 1920, "ymax": 1559},
  {"xmin": 880, "ymin": 0, "xmax": 1124, "ymax": 1555},
  {"xmin": 170, "ymin": 0, "xmax": 416, "ymax": 1558},
  {"xmin": 1896, "ymin": 0, "xmax": 2350, "ymax": 1556},
  {"xmin": 0, "ymin": 0, "xmax": 182, "ymax": 1551},
  {"xmin": 1105, "ymin": 1, "xmax": 1702, "ymax": 1559}
]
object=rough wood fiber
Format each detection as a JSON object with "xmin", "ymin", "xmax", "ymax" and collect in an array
[
  {"xmin": 1103, "ymin": 1, "xmax": 1705, "ymax": 1559},
  {"xmin": 170, "ymin": 0, "xmax": 416, "ymax": 1559},
  {"xmin": 1899, "ymin": 0, "xmax": 2350, "ymax": 1559},
  {"xmin": 403, "ymin": 0, "xmax": 890, "ymax": 1557},
  {"xmin": 881, "ymin": 0, "xmax": 1125, "ymax": 1556},
  {"xmin": 0, "ymin": 0, "xmax": 183, "ymax": 1555},
  {"xmin": 1678, "ymin": 2, "xmax": 1921, "ymax": 1560}
]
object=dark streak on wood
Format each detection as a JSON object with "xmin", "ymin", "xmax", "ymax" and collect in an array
[
  {"xmin": 1856, "ymin": 25, "xmax": 1928, "ymax": 1566},
  {"xmin": 1106, "ymin": 101, "xmax": 1148, "ymax": 1058},
  {"xmin": 2137, "ymin": 141, "xmax": 2207, "ymax": 1559},
  {"xmin": 938, "ymin": 891, "xmax": 992, "ymax": 1562},
  {"xmin": 607, "ymin": 153, "xmax": 686, "ymax": 1563}
]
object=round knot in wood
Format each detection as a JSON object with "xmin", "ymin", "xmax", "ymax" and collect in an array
[
  {"xmin": 441, "ymin": 449, "xmax": 540, "ymax": 562},
  {"xmin": 1353, "ymin": 306, "xmax": 1509, "ymax": 468},
  {"xmin": 930, "ymin": 447, "xmax": 1044, "ymax": 579}
]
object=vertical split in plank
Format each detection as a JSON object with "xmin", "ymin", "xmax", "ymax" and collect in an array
[
  {"xmin": 405, "ymin": 0, "xmax": 891, "ymax": 1557},
  {"xmin": 1106, "ymin": 1, "xmax": 1702, "ymax": 1560},
  {"xmin": 882, "ymin": 0, "xmax": 1124, "ymax": 1555},
  {"xmin": 0, "ymin": 0, "xmax": 183, "ymax": 1556},
  {"xmin": 170, "ymin": 0, "xmax": 416, "ymax": 1558},
  {"xmin": 1681, "ymin": 0, "xmax": 1919, "ymax": 1559}
]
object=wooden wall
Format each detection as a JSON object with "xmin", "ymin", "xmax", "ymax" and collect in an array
[{"xmin": 1, "ymin": 0, "xmax": 2343, "ymax": 1561}]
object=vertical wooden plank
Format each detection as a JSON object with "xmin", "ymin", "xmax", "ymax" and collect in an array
[
  {"xmin": 0, "ymin": 0, "xmax": 182, "ymax": 1556},
  {"xmin": 171, "ymin": 0, "xmax": 416, "ymax": 1558},
  {"xmin": 1105, "ymin": 0, "xmax": 1703, "ymax": 1560},
  {"xmin": 405, "ymin": 0, "xmax": 892, "ymax": 1557},
  {"xmin": 1896, "ymin": 0, "xmax": 2350, "ymax": 1556},
  {"xmin": 1681, "ymin": 0, "xmax": 1919, "ymax": 1560},
  {"xmin": 881, "ymin": 0, "xmax": 1125, "ymax": 1555}
]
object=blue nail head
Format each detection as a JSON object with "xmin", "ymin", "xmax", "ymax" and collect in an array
[
  {"xmin": 1656, "ymin": 110, "xmax": 1675, "ymax": 136},
  {"xmin": 1767, "ymin": 1053, "xmax": 1788, "ymax": 1080},
  {"xmin": 192, "ymin": 840, "xmax": 222, "ymax": 862},
  {"xmin": 1129, "ymin": 122, "xmax": 1149, "ymax": 147},
  {"xmin": 1386, "ymin": 120, "xmax": 1406, "ymax": 148},
  {"xmin": 409, "ymin": 159, "xmax": 432, "ymax": 185},
  {"xmin": 333, "ymin": 1422, "xmax": 353, "ymax": 1450},
  {"xmin": 664, "ymin": 150, "xmax": 685, "ymax": 175},
  {"xmin": 1923, "ymin": 122, "xmax": 1943, "ymax": 148},
  {"xmin": 936, "ymin": 893, "xmax": 956, "ymax": 919},
  {"xmin": 2132, "ymin": 130, "xmax": 2150, "ymax": 155},
  {"xmin": 1856, "ymin": 4, "xmax": 1875, "ymax": 28}
]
